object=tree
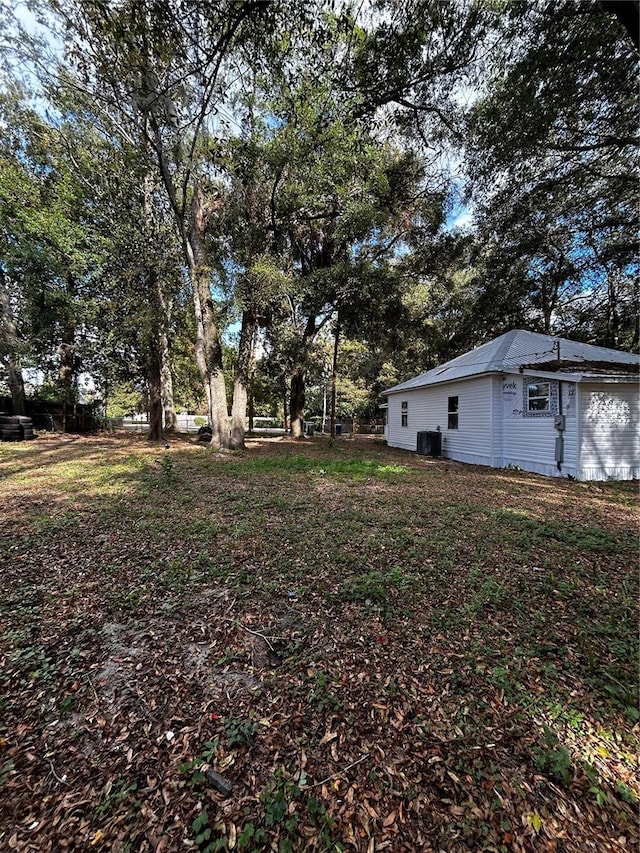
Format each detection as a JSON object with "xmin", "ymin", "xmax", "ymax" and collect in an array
[
  {"xmin": 255, "ymin": 65, "xmax": 446, "ymax": 435},
  {"xmin": 465, "ymin": 1, "xmax": 639, "ymax": 350},
  {"xmin": 0, "ymin": 85, "xmax": 101, "ymax": 417},
  {"xmin": 9, "ymin": 0, "xmax": 277, "ymax": 445}
]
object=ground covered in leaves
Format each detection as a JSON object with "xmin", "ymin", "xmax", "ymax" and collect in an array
[{"xmin": 1, "ymin": 433, "xmax": 638, "ymax": 852}]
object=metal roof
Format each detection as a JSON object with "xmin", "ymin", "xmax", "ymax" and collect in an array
[{"xmin": 383, "ymin": 330, "xmax": 640, "ymax": 394}]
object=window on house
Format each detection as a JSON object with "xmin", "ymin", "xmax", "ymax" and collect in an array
[
  {"xmin": 401, "ymin": 400, "xmax": 408, "ymax": 427},
  {"xmin": 526, "ymin": 382, "xmax": 550, "ymax": 412},
  {"xmin": 448, "ymin": 396, "xmax": 459, "ymax": 429}
]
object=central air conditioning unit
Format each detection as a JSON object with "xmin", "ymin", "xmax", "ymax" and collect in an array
[{"xmin": 416, "ymin": 430, "xmax": 441, "ymax": 457}]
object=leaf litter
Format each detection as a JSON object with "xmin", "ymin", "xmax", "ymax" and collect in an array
[{"xmin": 0, "ymin": 433, "xmax": 638, "ymax": 852}]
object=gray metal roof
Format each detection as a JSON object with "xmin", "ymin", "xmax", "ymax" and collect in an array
[{"xmin": 383, "ymin": 329, "xmax": 640, "ymax": 394}]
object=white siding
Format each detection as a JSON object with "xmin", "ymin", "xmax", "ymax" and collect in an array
[
  {"xmin": 498, "ymin": 375, "xmax": 578, "ymax": 478},
  {"xmin": 386, "ymin": 374, "xmax": 638, "ymax": 481},
  {"xmin": 386, "ymin": 376, "xmax": 493, "ymax": 465},
  {"xmin": 491, "ymin": 375, "xmax": 503, "ymax": 467},
  {"xmin": 578, "ymin": 382, "xmax": 640, "ymax": 480}
]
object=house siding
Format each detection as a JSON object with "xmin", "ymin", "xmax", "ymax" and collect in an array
[
  {"xmin": 387, "ymin": 373, "xmax": 589, "ymax": 478},
  {"xmin": 578, "ymin": 382, "xmax": 640, "ymax": 480},
  {"xmin": 497, "ymin": 375, "xmax": 579, "ymax": 478},
  {"xmin": 386, "ymin": 376, "xmax": 493, "ymax": 465},
  {"xmin": 384, "ymin": 331, "xmax": 638, "ymax": 481}
]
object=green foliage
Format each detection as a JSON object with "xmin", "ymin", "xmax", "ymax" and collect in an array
[
  {"xmin": 224, "ymin": 717, "xmax": 259, "ymax": 749},
  {"xmin": 95, "ymin": 775, "xmax": 140, "ymax": 817},
  {"xmin": 486, "ymin": 509, "xmax": 620, "ymax": 553},
  {"xmin": 533, "ymin": 726, "xmax": 573, "ymax": 785},
  {"xmin": 7, "ymin": 637, "xmax": 56, "ymax": 686},
  {"xmin": 191, "ymin": 809, "xmax": 228, "ymax": 852},
  {"xmin": 180, "ymin": 739, "xmax": 220, "ymax": 786},
  {"xmin": 615, "ymin": 781, "xmax": 638, "ymax": 806},
  {"xmin": 306, "ymin": 670, "xmax": 340, "ymax": 712},
  {"xmin": 337, "ymin": 566, "xmax": 416, "ymax": 615},
  {"xmin": 466, "ymin": 2, "xmax": 638, "ymax": 347},
  {"xmin": 0, "ymin": 759, "xmax": 15, "ymax": 789},
  {"xmin": 239, "ymin": 455, "xmax": 410, "ymax": 481},
  {"xmin": 237, "ymin": 769, "xmax": 340, "ymax": 851},
  {"xmin": 105, "ymin": 382, "xmax": 146, "ymax": 419},
  {"xmin": 159, "ymin": 454, "xmax": 175, "ymax": 483}
]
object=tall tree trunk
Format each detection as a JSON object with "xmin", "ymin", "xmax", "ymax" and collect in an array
[
  {"xmin": 0, "ymin": 273, "xmax": 26, "ymax": 415},
  {"xmin": 605, "ymin": 277, "xmax": 620, "ymax": 348},
  {"xmin": 283, "ymin": 378, "xmax": 289, "ymax": 432},
  {"xmin": 144, "ymin": 172, "xmax": 177, "ymax": 434},
  {"xmin": 230, "ymin": 308, "xmax": 256, "ymax": 450},
  {"xmin": 59, "ymin": 273, "xmax": 77, "ymax": 425},
  {"xmin": 189, "ymin": 180, "xmax": 228, "ymax": 449},
  {"xmin": 248, "ymin": 377, "xmax": 255, "ymax": 433},
  {"xmin": 159, "ymin": 324, "xmax": 177, "ymax": 432},
  {"xmin": 330, "ymin": 313, "xmax": 340, "ymax": 438},
  {"xmin": 4, "ymin": 356, "xmax": 26, "ymax": 415},
  {"xmin": 147, "ymin": 350, "xmax": 163, "ymax": 442},
  {"xmin": 290, "ymin": 368, "xmax": 305, "ymax": 438},
  {"xmin": 145, "ymin": 268, "xmax": 164, "ymax": 442}
]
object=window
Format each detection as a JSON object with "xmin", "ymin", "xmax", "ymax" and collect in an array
[
  {"xmin": 523, "ymin": 377, "xmax": 558, "ymax": 418},
  {"xmin": 401, "ymin": 400, "xmax": 408, "ymax": 427},
  {"xmin": 447, "ymin": 396, "xmax": 459, "ymax": 429},
  {"xmin": 526, "ymin": 382, "xmax": 550, "ymax": 412}
]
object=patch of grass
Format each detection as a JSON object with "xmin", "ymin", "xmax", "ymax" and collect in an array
[
  {"xmin": 237, "ymin": 455, "xmax": 411, "ymax": 481},
  {"xmin": 487, "ymin": 508, "xmax": 622, "ymax": 552},
  {"xmin": 335, "ymin": 566, "xmax": 418, "ymax": 609}
]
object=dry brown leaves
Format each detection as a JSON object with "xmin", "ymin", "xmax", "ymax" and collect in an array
[{"xmin": 0, "ymin": 433, "xmax": 638, "ymax": 852}]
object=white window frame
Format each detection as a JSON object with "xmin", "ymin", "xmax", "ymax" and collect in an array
[
  {"xmin": 447, "ymin": 395, "xmax": 459, "ymax": 430},
  {"xmin": 401, "ymin": 400, "xmax": 408, "ymax": 427}
]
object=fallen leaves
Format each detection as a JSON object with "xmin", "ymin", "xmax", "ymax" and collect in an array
[{"xmin": 0, "ymin": 434, "xmax": 638, "ymax": 852}]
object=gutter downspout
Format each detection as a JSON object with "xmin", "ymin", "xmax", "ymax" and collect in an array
[
  {"xmin": 575, "ymin": 384, "xmax": 581, "ymax": 480},
  {"xmin": 554, "ymin": 340, "xmax": 563, "ymax": 473},
  {"xmin": 556, "ymin": 380, "xmax": 563, "ymax": 472}
]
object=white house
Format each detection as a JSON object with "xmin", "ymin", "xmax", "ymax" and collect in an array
[{"xmin": 383, "ymin": 330, "xmax": 639, "ymax": 481}]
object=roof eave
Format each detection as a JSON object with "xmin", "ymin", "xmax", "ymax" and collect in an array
[
  {"xmin": 519, "ymin": 368, "xmax": 637, "ymax": 383},
  {"xmin": 383, "ymin": 369, "xmax": 503, "ymax": 395}
]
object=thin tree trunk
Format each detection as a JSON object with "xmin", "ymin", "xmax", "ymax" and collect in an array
[
  {"xmin": 5, "ymin": 356, "xmax": 26, "ymax": 415},
  {"xmin": 330, "ymin": 314, "xmax": 340, "ymax": 438},
  {"xmin": 0, "ymin": 273, "xmax": 26, "ymax": 415},
  {"xmin": 192, "ymin": 284, "xmax": 212, "ymax": 418},
  {"xmin": 322, "ymin": 383, "xmax": 327, "ymax": 433},
  {"xmin": 147, "ymin": 355, "xmax": 163, "ymax": 441},
  {"xmin": 283, "ymin": 379, "xmax": 289, "ymax": 433},
  {"xmin": 59, "ymin": 272, "xmax": 77, "ymax": 409},
  {"xmin": 230, "ymin": 308, "xmax": 256, "ymax": 450},
  {"xmin": 606, "ymin": 277, "xmax": 620, "ymax": 348},
  {"xmin": 146, "ymin": 268, "xmax": 164, "ymax": 443},
  {"xmin": 143, "ymin": 170, "xmax": 177, "ymax": 435},
  {"xmin": 248, "ymin": 377, "xmax": 255, "ymax": 433},
  {"xmin": 290, "ymin": 368, "xmax": 305, "ymax": 438},
  {"xmin": 159, "ymin": 324, "xmax": 177, "ymax": 432}
]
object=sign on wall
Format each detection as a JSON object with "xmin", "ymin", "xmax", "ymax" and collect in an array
[{"xmin": 502, "ymin": 378, "xmax": 522, "ymax": 419}]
